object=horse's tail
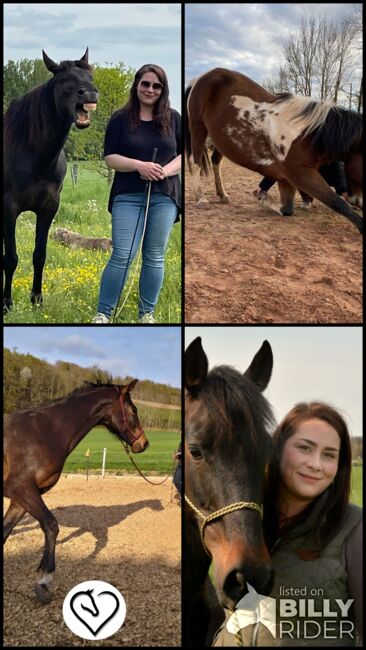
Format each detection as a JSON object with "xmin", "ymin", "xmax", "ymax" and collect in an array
[{"xmin": 185, "ymin": 84, "xmax": 211, "ymax": 176}]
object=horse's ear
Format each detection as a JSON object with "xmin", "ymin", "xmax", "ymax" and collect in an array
[
  {"xmin": 80, "ymin": 47, "xmax": 89, "ymax": 64},
  {"xmin": 244, "ymin": 340, "xmax": 273, "ymax": 392},
  {"xmin": 122, "ymin": 379, "xmax": 138, "ymax": 394},
  {"xmin": 42, "ymin": 50, "xmax": 60, "ymax": 74},
  {"xmin": 185, "ymin": 337, "xmax": 208, "ymax": 396}
]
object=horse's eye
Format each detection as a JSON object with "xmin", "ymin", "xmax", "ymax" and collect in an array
[{"xmin": 189, "ymin": 445, "xmax": 203, "ymax": 460}]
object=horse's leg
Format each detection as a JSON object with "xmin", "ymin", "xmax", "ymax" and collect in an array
[
  {"xmin": 211, "ymin": 148, "xmax": 229, "ymax": 203},
  {"xmin": 3, "ymin": 500, "xmax": 26, "ymax": 542},
  {"xmin": 287, "ymin": 167, "xmax": 363, "ymax": 233},
  {"xmin": 8, "ymin": 484, "xmax": 59, "ymax": 603},
  {"xmin": 278, "ymin": 181, "xmax": 296, "ymax": 216},
  {"xmin": 31, "ymin": 200, "xmax": 59, "ymax": 305},
  {"xmin": 189, "ymin": 122, "xmax": 210, "ymax": 208},
  {"xmin": 299, "ymin": 190, "xmax": 313, "ymax": 209},
  {"xmin": 3, "ymin": 201, "xmax": 19, "ymax": 312}
]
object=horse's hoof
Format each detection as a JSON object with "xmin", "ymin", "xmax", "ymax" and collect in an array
[
  {"xmin": 300, "ymin": 202, "xmax": 312, "ymax": 210},
  {"xmin": 35, "ymin": 583, "xmax": 53, "ymax": 604},
  {"xmin": 219, "ymin": 196, "xmax": 230, "ymax": 204},
  {"xmin": 196, "ymin": 200, "xmax": 210, "ymax": 210},
  {"xmin": 31, "ymin": 293, "xmax": 43, "ymax": 306}
]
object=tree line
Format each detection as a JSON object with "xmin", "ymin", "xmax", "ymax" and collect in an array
[
  {"xmin": 262, "ymin": 8, "xmax": 362, "ymax": 110},
  {"xmin": 4, "ymin": 347, "xmax": 181, "ymax": 413}
]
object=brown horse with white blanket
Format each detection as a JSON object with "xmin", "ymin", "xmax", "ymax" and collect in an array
[{"xmin": 185, "ymin": 68, "xmax": 363, "ymax": 232}]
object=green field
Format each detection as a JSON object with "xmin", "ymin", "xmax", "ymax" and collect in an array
[
  {"xmin": 4, "ymin": 162, "xmax": 181, "ymax": 324},
  {"xmin": 350, "ymin": 465, "xmax": 362, "ymax": 506},
  {"xmin": 63, "ymin": 426, "xmax": 180, "ymax": 475}
]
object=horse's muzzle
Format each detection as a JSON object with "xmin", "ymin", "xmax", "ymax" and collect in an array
[
  {"xmin": 131, "ymin": 436, "xmax": 149, "ymax": 454},
  {"xmin": 221, "ymin": 562, "xmax": 274, "ymax": 610},
  {"xmin": 74, "ymin": 91, "xmax": 99, "ymax": 129}
]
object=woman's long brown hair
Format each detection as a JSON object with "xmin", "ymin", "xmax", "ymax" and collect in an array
[
  {"xmin": 117, "ymin": 64, "xmax": 172, "ymax": 135},
  {"xmin": 263, "ymin": 402, "xmax": 352, "ymax": 553}
]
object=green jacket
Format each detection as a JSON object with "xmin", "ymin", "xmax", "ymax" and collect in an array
[{"xmin": 213, "ymin": 499, "xmax": 362, "ymax": 647}]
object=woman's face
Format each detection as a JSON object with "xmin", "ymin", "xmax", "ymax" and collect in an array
[
  {"xmin": 137, "ymin": 71, "xmax": 163, "ymax": 110},
  {"xmin": 279, "ymin": 418, "xmax": 340, "ymax": 503}
]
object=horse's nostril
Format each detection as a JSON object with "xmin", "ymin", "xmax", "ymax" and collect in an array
[
  {"xmin": 223, "ymin": 569, "xmax": 247, "ymax": 603},
  {"xmin": 223, "ymin": 566, "xmax": 274, "ymax": 604}
]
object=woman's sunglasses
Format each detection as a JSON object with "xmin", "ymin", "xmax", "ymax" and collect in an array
[{"xmin": 140, "ymin": 80, "xmax": 163, "ymax": 91}]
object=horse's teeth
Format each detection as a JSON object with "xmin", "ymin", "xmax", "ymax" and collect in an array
[{"xmin": 83, "ymin": 103, "xmax": 97, "ymax": 111}]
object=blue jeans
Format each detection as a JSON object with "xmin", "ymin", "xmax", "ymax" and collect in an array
[{"xmin": 97, "ymin": 192, "xmax": 177, "ymax": 318}]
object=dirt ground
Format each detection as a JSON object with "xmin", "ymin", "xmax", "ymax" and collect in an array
[
  {"xmin": 185, "ymin": 160, "xmax": 363, "ymax": 323},
  {"xmin": 3, "ymin": 475, "xmax": 181, "ymax": 647}
]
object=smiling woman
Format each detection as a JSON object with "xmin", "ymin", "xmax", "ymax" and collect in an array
[{"xmin": 213, "ymin": 401, "xmax": 363, "ymax": 647}]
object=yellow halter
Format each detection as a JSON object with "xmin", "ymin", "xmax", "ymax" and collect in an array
[{"xmin": 185, "ymin": 494, "xmax": 263, "ymax": 557}]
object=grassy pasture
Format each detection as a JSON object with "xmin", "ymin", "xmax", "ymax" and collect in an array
[
  {"xmin": 63, "ymin": 427, "xmax": 180, "ymax": 475},
  {"xmin": 4, "ymin": 162, "xmax": 181, "ymax": 324}
]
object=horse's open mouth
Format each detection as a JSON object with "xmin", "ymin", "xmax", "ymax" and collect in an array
[{"xmin": 75, "ymin": 103, "xmax": 97, "ymax": 128}]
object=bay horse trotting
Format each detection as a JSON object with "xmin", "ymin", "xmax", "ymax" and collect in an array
[
  {"xmin": 186, "ymin": 68, "xmax": 363, "ymax": 233},
  {"xmin": 184, "ymin": 337, "xmax": 275, "ymax": 647},
  {"xmin": 3, "ymin": 48, "xmax": 99, "ymax": 312},
  {"xmin": 4, "ymin": 380, "xmax": 148, "ymax": 604}
]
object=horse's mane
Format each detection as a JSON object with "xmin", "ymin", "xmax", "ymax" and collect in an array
[
  {"xmin": 274, "ymin": 92, "xmax": 363, "ymax": 156},
  {"xmin": 4, "ymin": 80, "xmax": 55, "ymax": 150},
  {"xmin": 201, "ymin": 365, "xmax": 275, "ymax": 448}
]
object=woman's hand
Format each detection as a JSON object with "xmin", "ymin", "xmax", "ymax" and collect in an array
[{"xmin": 137, "ymin": 161, "xmax": 166, "ymax": 181}]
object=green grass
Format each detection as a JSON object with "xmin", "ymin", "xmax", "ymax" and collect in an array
[
  {"xmin": 4, "ymin": 162, "xmax": 181, "ymax": 324},
  {"xmin": 63, "ymin": 427, "xmax": 180, "ymax": 475},
  {"xmin": 350, "ymin": 465, "xmax": 362, "ymax": 506}
]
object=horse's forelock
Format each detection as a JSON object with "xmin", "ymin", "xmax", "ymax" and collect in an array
[
  {"xmin": 58, "ymin": 59, "xmax": 92, "ymax": 72},
  {"xmin": 202, "ymin": 366, "xmax": 274, "ymax": 448}
]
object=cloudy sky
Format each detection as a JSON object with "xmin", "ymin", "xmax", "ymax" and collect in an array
[
  {"xmin": 185, "ymin": 326, "xmax": 362, "ymax": 437},
  {"xmin": 185, "ymin": 3, "xmax": 362, "ymax": 92},
  {"xmin": 4, "ymin": 326, "xmax": 181, "ymax": 388},
  {"xmin": 4, "ymin": 3, "xmax": 181, "ymax": 110}
]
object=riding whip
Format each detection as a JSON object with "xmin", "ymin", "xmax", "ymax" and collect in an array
[{"xmin": 112, "ymin": 147, "xmax": 158, "ymax": 322}]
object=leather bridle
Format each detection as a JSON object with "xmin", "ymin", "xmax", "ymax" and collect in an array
[
  {"xmin": 185, "ymin": 494, "xmax": 263, "ymax": 557},
  {"xmin": 114, "ymin": 386, "xmax": 144, "ymax": 445}
]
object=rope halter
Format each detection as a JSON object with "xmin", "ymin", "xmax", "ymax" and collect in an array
[{"xmin": 185, "ymin": 494, "xmax": 263, "ymax": 557}]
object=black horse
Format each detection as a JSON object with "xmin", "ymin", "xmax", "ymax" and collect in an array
[
  {"xmin": 4, "ymin": 380, "xmax": 148, "ymax": 604},
  {"xmin": 3, "ymin": 48, "xmax": 99, "ymax": 311},
  {"xmin": 184, "ymin": 337, "xmax": 275, "ymax": 646}
]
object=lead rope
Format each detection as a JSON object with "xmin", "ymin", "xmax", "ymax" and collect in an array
[
  {"xmin": 121, "ymin": 440, "xmax": 173, "ymax": 485},
  {"xmin": 232, "ymin": 610, "xmax": 245, "ymax": 647}
]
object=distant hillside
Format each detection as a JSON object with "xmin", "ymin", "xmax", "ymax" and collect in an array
[{"xmin": 4, "ymin": 347, "xmax": 181, "ymax": 413}]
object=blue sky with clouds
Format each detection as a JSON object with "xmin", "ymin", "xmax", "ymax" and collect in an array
[
  {"xmin": 4, "ymin": 3, "xmax": 182, "ymax": 110},
  {"xmin": 185, "ymin": 3, "xmax": 362, "ymax": 97},
  {"xmin": 185, "ymin": 326, "xmax": 362, "ymax": 437},
  {"xmin": 4, "ymin": 326, "xmax": 181, "ymax": 388}
]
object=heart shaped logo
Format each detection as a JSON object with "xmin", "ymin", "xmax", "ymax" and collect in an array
[{"xmin": 63, "ymin": 580, "xmax": 126, "ymax": 640}]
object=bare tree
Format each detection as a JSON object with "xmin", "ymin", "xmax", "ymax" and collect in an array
[{"xmin": 283, "ymin": 17, "xmax": 320, "ymax": 96}]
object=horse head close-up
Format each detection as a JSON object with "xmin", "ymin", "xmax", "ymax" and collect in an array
[
  {"xmin": 184, "ymin": 336, "xmax": 275, "ymax": 646},
  {"xmin": 3, "ymin": 48, "xmax": 99, "ymax": 312}
]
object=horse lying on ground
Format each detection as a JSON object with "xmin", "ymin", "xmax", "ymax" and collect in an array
[
  {"xmin": 3, "ymin": 48, "xmax": 99, "ymax": 312},
  {"xmin": 186, "ymin": 68, "xmax": 363, "ymax": 233}
]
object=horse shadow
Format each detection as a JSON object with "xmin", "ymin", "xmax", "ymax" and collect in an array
[{"xmin": 9, "ymin": 499, "xmax": 164, "ymax": 559}]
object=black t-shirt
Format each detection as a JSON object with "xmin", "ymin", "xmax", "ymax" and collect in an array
[{"xmin": 104, "ymin": 109, "xmax": 181, "ymax": 218}]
